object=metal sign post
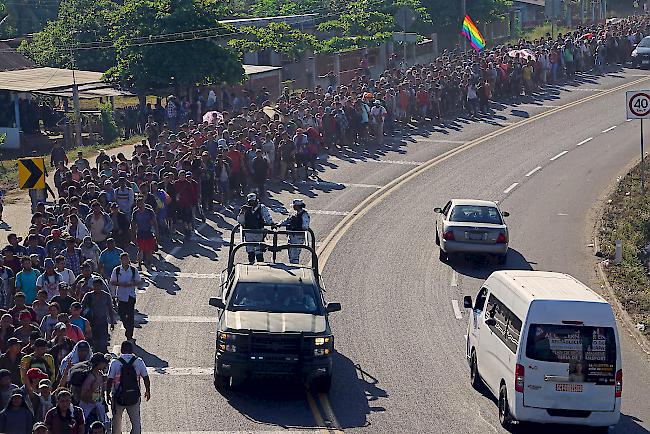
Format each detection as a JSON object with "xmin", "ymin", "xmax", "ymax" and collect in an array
[{"xmin": 626, "ymin": 91, "xmax": 650, "ymax": 192}]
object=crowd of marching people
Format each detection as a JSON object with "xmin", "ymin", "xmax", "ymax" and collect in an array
[{"xmin": 0, "ymin": 13, "xmax": 649, "ymax": 434}]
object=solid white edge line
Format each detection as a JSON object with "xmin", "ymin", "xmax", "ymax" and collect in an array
[
  {"xmin": 452, "ymin": 300, "xmax": 463, "ymax": 320},
  {"xmin": 450, "ymin": 270, "xmax": 459, "ymax": 287},
  {"xmin": 525, "ymin": 166, "xmax": 542, "ymax": 177},
  {"xmin": 503, "ymin": 182, "xmax": 519, "ymax": 194},
  {"xmin": 576, "ymin": 137, "xmax": 593, "ymax": 146},
  {"xmin": 550, "ymin": 150, "xmax": 568, "ymax": 161},
  {"xmin": 602, "ymin": 125, "xmax": 617, "ymax": 133}
]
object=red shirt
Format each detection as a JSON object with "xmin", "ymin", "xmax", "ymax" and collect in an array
[{"xmin": 45, "ymin": 405, "xmax": 85, "ymax": 434}]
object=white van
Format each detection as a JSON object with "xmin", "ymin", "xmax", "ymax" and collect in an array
[{"xmin": 463, "ymin": 271, "xmax": 622, "ymax": 432}]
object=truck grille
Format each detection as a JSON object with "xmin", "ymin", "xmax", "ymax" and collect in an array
[{"xmin": 250, "ymin": 333, "xmax": 302, "ymax": 354}]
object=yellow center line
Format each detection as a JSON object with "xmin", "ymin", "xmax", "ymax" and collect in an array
[
  {"xmin": 306, "ymin": 391, "xmax": 331, "ymax": 434},
  {"xmin": 312, "ymin": 74, "xmax": 650, "ymax": 432}
]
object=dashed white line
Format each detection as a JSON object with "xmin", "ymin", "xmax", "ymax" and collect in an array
[
  {"xmin": 550, "ymin": 150, "xmax": 568, "ymax": 161},
  {"xmin": 627, "ymin": 118, "xmax": 634, "ymax": 122},
  {"xmin": 308, "ymin": 209, "xmax": 350, "ymax": 216},
  {"xmin": 450, "ymin": 270, "xmax": 459, "ymax": 287},
  {"xmin": 147, "ymin": 367, "xmax": 213, "ymax": 376},
  {"xmin": 305, "ymin": 181, "xmax": 383, "ymax": 189},
  {"xmin": 602, "ymin": 125, "xmax": 617, "ymax": 133},
  {"xmin": 452, "ymin": 300, "xmax": 463, "ymax": 320},
  {"xmin": 164, "ymin": 246, "xmax": 181, "ymax": 262},
  {"xmin": 525, "ymin": 166, "xmax": 542, "ymax": 177},
  {"xmin": 503, "ymin": 182, "xmax": 519, "ymax": 194},
  {"xmin": 576, "ymin": 137, "xmax": 593, "ymax": 146},
  {"xmin": 147, "ymin": 271, "xmax": 221, "ymax": 280}
]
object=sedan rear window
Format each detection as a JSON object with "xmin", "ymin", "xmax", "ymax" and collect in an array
[
  {"xmin": 639, "ymin": 37, "xmax": 650, "ymax": 48},
  {"xmin": 526, "ymin": 324, "xmax": 617, "ymax": 384},
  {"xmin": 449, "ymin": 205, "xmax": 503, "ymax": 224},
  {"xmin": 229, "ymin": 283, "xmax": 320, "ymax": 314}
]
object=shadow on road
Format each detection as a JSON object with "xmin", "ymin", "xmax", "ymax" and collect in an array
[
  {"xmin": 450, "ymin": 247, "xmax": 534, "ymax": 280},
  {"xmin": 327, "ymin": 350, "xmax": 386, "ymax": 429}
]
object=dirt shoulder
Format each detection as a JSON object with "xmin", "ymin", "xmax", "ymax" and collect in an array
[{"xmin": 599, "ymin": 161, "xmax": 650, "ymax": 336}]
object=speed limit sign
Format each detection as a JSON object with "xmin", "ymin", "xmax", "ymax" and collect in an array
[{"xmin": 627, "ymin": 91, "xmax": 650, "ymax": 119}]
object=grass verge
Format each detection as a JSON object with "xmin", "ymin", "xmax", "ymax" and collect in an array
[
  {"xmin": 0, "ymin": 135, "xmax": 143, "ymax": 191},
  {"xmin": 507, "ymin": 23, "xmax": 574, "ymax": 44},
  {"xmin": 600, "ymin": 162, "xmax": 650, "ymax": 334}
]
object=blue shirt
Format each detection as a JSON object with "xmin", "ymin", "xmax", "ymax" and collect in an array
[
  {"xmin": 99, "ymin": 247, "xmax": 123, "ymax": 278},
  {"xmin": 15, "ymin": 269, "xmax": 39, "ymax": 304}
]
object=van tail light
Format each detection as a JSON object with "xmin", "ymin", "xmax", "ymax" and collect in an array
[
  {"xmin": 443, "ymin": 230, "xmax": 455, "ymax": 241},
  {"xmin": 615, "ymin": 369, "xmax": 623, "ymax": 398},
  {"xmin": 496, "ymin": 233, "xmax": 508, "ymax": 244},
  {"xmin": 515, "ymin": 364, "xmax": 525, "ymax": 393}
]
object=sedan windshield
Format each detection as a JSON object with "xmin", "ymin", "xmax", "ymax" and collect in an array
[
  {"xmin": 639, "ymin": 37, "xmax": 650, "ymax": 48},
  {"xmin": 229, "ymin": 282, "xmax": 320, "ymax": 314},
  {"xmin": 449, "ymin": 205, "xmax": 503, "ymax": 224}
]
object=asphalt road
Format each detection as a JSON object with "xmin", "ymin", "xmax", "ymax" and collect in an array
[{"xmin": 90, "ymin": 68, "xmax": 650, "ymax": 433}]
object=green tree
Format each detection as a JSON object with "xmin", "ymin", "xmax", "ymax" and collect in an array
[
  {"xmin": 229, "ymin": 22, "xmax": 319, "ymax": 60},
  {"xmin": 105, "ymin": 0, "xmax": 244, "ymax": 94},
  {"xmin": 0, "ymin": 0, "xmax": 58, "ymax": 36},
  {"xmin": 251, "ymin": 0, "xmax": 331, "ymax": 16},
  {"xmin": 19, "ymin": 0, "xmax": 118, "ymax": 72}
]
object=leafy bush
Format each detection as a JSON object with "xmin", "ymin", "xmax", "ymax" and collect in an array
[{"xmin": 100, "ymin": 102, "xmax": 119, "ymax": 144}]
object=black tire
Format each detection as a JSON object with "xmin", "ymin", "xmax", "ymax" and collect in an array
[
  {"xmin": 310, "ymin": 374, "xmax": 332, "ymax": 393},
  {"xmin": 470, "ymin": 351, "xmax": 482, "ymax": 391},
  {"xmin": 213, "ymin": 371, "xmax": 230, "ymax": 391},
  {"xmin": 591, "ymin": 427, "xmax": 610, "ymax": 434},
  {"xmin": 498, "ymin": 384, "xmax": 515, "ymax": 430},
  {"xmin": 439, "ymin": 248, "xmax": 448, "ymax": 263},
  {"xmin": 497, "ymin": 253, "xmax": 507, "ymax": 265}
]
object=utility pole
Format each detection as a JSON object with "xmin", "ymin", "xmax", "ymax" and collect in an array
[
  {"xmin": 461, "ymin": 0, "xmax": 466, "ymax": 51},
  {"xmin": 69, "ymin": 45, "xmax": 82, "ymax": 147}
]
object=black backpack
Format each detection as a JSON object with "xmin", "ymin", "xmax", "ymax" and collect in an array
[
  {"xmin": 113, "ymin": 357, "xmax": 140, "ymax": 406},
  {"xmin": 69, "ymin": 360, "xmax": 92, "ymax": 387}
]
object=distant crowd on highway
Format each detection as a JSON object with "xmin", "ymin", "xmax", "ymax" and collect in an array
[{"xmin": 0, "ymin": 12, "xmax": 649, "ymax": 434}]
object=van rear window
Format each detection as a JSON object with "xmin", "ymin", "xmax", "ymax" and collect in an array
[{"xmin": 525, "ymin": 324, "xmax": 616, "ymax": 385}]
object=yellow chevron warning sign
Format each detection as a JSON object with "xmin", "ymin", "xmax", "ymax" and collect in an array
[{"xmin": 18, "ymin": 157, "xmax": 45, "ymax": 189}]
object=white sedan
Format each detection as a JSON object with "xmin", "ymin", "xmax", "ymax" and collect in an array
[{"xmin": 434, "ymin": 199, "xmax": 509, "ymax": 264}]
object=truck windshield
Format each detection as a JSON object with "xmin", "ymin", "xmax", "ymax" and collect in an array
[
  {"xmin": 229, "ymin": 282, "xmax": 320, "ymax": 314},
  {"xmin": 525, "ymin": 324, "xmax": 617, "ymax": 384}
]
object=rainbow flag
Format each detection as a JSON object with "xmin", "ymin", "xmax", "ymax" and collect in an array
[{"xmin": 461, "ymin": 15, "xmax": 486, "ymax": 51}]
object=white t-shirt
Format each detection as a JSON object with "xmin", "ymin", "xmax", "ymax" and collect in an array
[
  {"xmin": 107, "ymin": 353, "xmax": 148, "ymax": 393},
  {"xmin": 57, "ymin": 268, "xmax": 76, "ymax": 285},
  {"xmin": 370, "ymin": 106, "xmax": 387, "ymax": 125},
  {"xmin": 36, "ymin": 271, "xmax": 63, "ymax": 300}
]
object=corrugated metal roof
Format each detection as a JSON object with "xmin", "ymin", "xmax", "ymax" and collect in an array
[
  {"xmin": 0, "ymin": 67, "xmax": 104, "ymax": 92},
  {"xmin": 0, "ymin": 43, "xmax": 35, "ymax": 72},
  {"xmin": 244, "ymin": 64, "xmax": 282, "ymax": 76}
]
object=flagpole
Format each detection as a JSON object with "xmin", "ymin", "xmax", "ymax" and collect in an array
[{"xmin": 462, "ymin": 0, "xmax": 467, "ymax": 51}]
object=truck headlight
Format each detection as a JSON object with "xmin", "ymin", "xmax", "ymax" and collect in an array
[
  {"xmin": 314, "ymin": 337, "xmax": 331, "ymax": 346},
  {"xmin": 313, "ymin": 348, "xmax": 330, "ymax": 356},
  {"xmin": 225, "ymin": 344, "xmax": 237, "ymax": 352}
]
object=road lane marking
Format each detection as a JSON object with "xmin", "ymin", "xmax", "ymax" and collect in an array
[
  {"xmin": 147, "ymin": 367, "xmax": 213, "ymax": 376},
  {"xmin": 627, "ymin": 118, "xmax": 634, "ymax": 122},
  {"xmin": 303, "ymin": 181, "xmax": 383, "ymax": 189},
  {"xmin": 450, "ymin": 270, "xmax": 459, "ymax": 287},
  {"xmin": 317, "ymin": 393, "xmax": 344, "ymax": 433},
  {"xmin": 571, "ymin": 88, "xmax": 605, "ymax": 92},
  {"xmin": 550, "ymin": 150, "xmax": 568, "ymax": 161},
  {"xmin": 164, "ymin": 246, "xmax": 181, "ymax": 262},
  {"xmin": 141, "ymin": 431, "xmax": 324, "ymax": 433},
  {"xmin": 452, "ymin": 300, "xmax": 463, "ymax": 320},
  {"xmin": 525, "ymin": 166, "xmax": 542, "ymax": 177},
  {"xmin": 429, "ymin": 139, "xmax": 466, "ymax": 144},
  {"xmin": 317, "ymin": 75, "xmax": 650, "ymax": 271},
  {"xmin": 147, "ymin": 271, "xmax": 221, "ymax": 280},
  {"xmin": 309, "ymin": 210, "xmax": 350, "ymax": 216},
  {"xmin": 576, "ymin": 137, "xmax": 593, "ymax": 146},
  {"xmin": 136, "ymin": 315, "xmax": 218, "ymax": 323},
  {"xmin": 602, "ymin": 125, "xmax": 617, "ymax": 133},
  {"xmin": 328, "ymin": 156, "xmax": 422, "ymax": 166},
  {"xmin": 503, "ymin": 183, "xmax": 519, "ymax": 194},
  {"xmin": 305, "ymin": 392, "xmax": 330, "ymax": 434}
]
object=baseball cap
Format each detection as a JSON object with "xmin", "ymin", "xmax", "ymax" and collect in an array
[
  {"xmin": 34, "ymin": 338, "xmax": 48, "ymax": 348},
  {"xmin": 26, "ymin": 368, "xmax": 48, "ymax": 380},
  {"xmin": 38, "ymin": 379, "xmax": 51, "ymax": 388},
  {"xmin": 0, "ymin": 369, "xmax": 11, "ymax": 378},
  {"xmin": 54, "ymin": 322, "xmax": 67, "ymax": 331}
]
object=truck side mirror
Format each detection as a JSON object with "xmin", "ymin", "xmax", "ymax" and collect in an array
[
  {"xmin": 434, "ymin": 207, "xmax": 443, "ymax": 214},
  {"xmin": 326, "ymin": 302, "xmax": 341, "ymax": 313},
  {"xmin": 502, "ymin": 211, "xmax": 510, "ymax": 217},
  {"xmin": 209, "ymin": 297, "xmax": 225, "ymax": 309},
  {"xmin": 463, "ymin": 296, "xmax": 473, "ymax": 309}
]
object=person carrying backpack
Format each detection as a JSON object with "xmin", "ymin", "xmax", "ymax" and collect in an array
[
  {"xmin": 109, "ymin": 253, "xmax": 142, "ymax": 343},
  {"xmin": 106, "ymin": 341, "xmax": 150, "ymax": 434}
]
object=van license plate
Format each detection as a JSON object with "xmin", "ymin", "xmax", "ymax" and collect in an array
[
  {"xmin": 556, "ymin": 383, "xmax": 583, "ymax": 392},
  {"xmin": 643, "ymin": 60, "xmax": 650, "ymax": 65}
]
